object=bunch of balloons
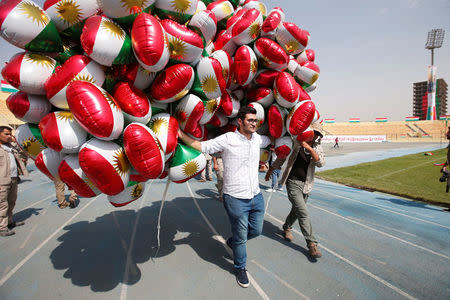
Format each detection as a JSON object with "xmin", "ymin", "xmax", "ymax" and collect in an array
[{"xmin": 1, "ymin": 0, "xmax": 320, "ymax": 207}]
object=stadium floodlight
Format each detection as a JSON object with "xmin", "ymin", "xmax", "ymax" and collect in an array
[
  {"xmin": 425, "ymin": 29, "xmax": 445, "ymax": 49},
  {"xmin": 425, "ymin": 29, "xmax": 445, "ymax": 65}
]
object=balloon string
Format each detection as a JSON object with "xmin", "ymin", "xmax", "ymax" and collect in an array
[
  {"xmin": 264, "ymin": 189, "xmax": 274, "ymax": 214},
  {"xmin": 153, "ymin": 179, "xmax": 171, "ymax": 260}
]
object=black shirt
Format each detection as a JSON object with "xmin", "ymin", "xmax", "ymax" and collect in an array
[{"xmin": 288, "ymin": 147, "xmax": 311, "ymax": 182}]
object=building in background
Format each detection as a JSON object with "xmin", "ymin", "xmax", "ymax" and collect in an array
[{"xmin": 413, "ymin": 79, "xmax": 448, "ymax": 120}]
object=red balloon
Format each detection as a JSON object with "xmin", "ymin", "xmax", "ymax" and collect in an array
[{"xmin": 123, "ymin": 123, "xmax": 165, "ymax": 179}]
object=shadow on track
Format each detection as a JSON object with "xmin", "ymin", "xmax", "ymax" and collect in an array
[
  {"xmin": 13, "ymin": 207, "xmax": 43, "ymax": 223},
  {"xmin": 49, "ymin": 196, "xmax": 234, "ymax": 292},
  {"xmin": 262, "ymin": 220, "xmax": 317, "ymax": 262}
]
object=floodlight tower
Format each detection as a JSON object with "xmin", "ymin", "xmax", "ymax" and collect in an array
[{"xmin": 425, "ymin": 29, "xmax": 445, "ymax": 120}]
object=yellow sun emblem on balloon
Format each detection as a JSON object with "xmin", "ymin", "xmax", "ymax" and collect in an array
[
  {"xmin": 149, "ymin": 117, "xmax": 168, "ymax": 134},
  {"xmin": 273, "ymin": 88, "xmax": 278, "ymax": 99},
  {"xmin": 55, "ymin": 0, "xmax": 82, "ymax": 26},
  {"xmin": 287, "ymin": 107, "xmax": 296, "ymax": 119},
  {"xmin": 260, "ymin": 150, "xmax": 270, "ymax": 161},
  {"xmin": 24, "ymin": 54, "xmax": 56, "ymax": 69},
  {"xmin": 56, "ymin": 111, "xmax": 75, "ymax": 121},
  {"xmin": 221, "ymin": 3, "xmax": 232, "ymax": 15},
  {"xmin": 261, "ymin": 56, "xmax": 271, "ymax": 67},
  {"xmin": 119, "ymin": 0, "xmax": 149, "ymax": 13},
  {"xmin": 311, "ymin": 73, "xmax": 319, "ymax": 84},
  {"xmin": 82, "ymin": 173, "xmax": 97, "ymax": 191},
  {"xmin": 131, "ymin": 183, "xmax": 144, "ymax": 200},
  {"xmin": 249, "ymin": 22, "xmax": 261, "ymax": 40},
  {"xmin": 174, "ymin": 89, "xmax": 189, "ymax": 100},
  {"xmin": 222, "ymin": 68, "xmax": 229, "ymax": 81},
  {"xmin": 72, "ymin": 74, "xmax": 95, "ymax": 84},
  {"xmin": 182, "ymin": 160, "xmax": 199, "ymax": 177},
  {"xmin": 113, "ymin": 148, "xmax": 130, "ymax": 177},
  {"xmin": 285, "ymin": 40, "xmax": 300, "ymax": 54},
  {"xmin": 250, "ymin": 59, "xmax": 258, "ymax": 73},
  {"xmin": 18, "ymin": 1, "xmax": 49, "ymax": 27},
  {"xmin": 101, "ymin": 18, "xmax": 125, "ymax": 40},
  {"xmin": 170, "ymin": 0, "xmax": 191, "ymax": 14},
  {"xmin": 22, "ymin": 137, "xmax": 44, "ymax": 157},
  {"xmin": 205, "ymin": 99, "xmax": 218, "ymax": 114},
  {"xmin": 201, "ymin": 75, "xmax": 218, "ymax": 94},
  {"xmin": 258, "ymin": 3, "xmax": 267, "ymax": 15},
  {"xmin": 101, "ymin": 90, "xmax": 119, "ymax": 109},
  {"xmin": 168, "ymin": 37, "xmax": 187, "ymax": 60}
]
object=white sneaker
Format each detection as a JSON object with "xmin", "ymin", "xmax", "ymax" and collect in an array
[
  {"xmin": 267, "ymin": 188, "xmax": 273, "ymax": 192},
  {"xmin": 277, "ymin": 187, "xmax": 283, "ymax": 191}
]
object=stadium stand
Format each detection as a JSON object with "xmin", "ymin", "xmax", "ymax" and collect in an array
[
  {"xmin": 323, "ymin": 120, "xmax": 448, "ymax": 142},
  {"xmin": 0, "ymin": 91, "xmax": 24, "ymax": 128}
]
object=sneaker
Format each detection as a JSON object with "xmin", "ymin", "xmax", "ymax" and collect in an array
[
  {"xmin": 198, "ymin": 178, "xmax": 206, "ymax": 182},
  {"xmin": 308, "ymin": 243, "xmax": 322, "ymax": 258},
  {"xmin": 207, "ymin": 177, "xmax": 213, "ymax": 181},
  {"xmin": 267, "ymin": 188, "xmax": 273, "ymax": 192},
  {"xmin": 283, "ymin": 227, "xmax": 293, "ymax": 242},
  {"xmin": 235, "ymin": 268, "xmax": 250, "ymax": 288},
  {"xmin": 0, "ymin": 229, "xmax": 15, "ymax": 236},
  {"xmin": 276, "ymin": 186, "xmax": 283, "ymax": 191},
  {"xmin": 8, "ymin": 221, "xmax": 25, "ymax": 229}
]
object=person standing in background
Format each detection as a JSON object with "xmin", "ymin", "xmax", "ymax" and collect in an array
[{"xmin": 0, "ymin": 126, "xmax": 28, "ymax": 236}]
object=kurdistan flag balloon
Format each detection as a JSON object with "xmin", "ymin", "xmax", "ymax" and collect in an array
[
  {"xmin": 15, "ymin": 123, "xmax": 46, "ymax": 159},
  {"xmin": 107, "ymin": 181, "xmax": 146, "ymax": 207},
  {"xmin": 80, "ymin": 15, "xmax": 134, "ymax": 66},
  {"xmin": 1, "ymin": 52, "xmax": 57, "ymax": 95},
  {"xmin": 0, "ymin": 0, "xmax": 63, "ymax": 52},
  {"xmin": 169, "ymin": 143, "xmax": 206, "ymax": 183},
  {"xmin": 44, "ymin": 0, "xmax": 100, "ymax": 38}
]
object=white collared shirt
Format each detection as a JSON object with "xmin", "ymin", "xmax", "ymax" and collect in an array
[
  {"xmin": 202, "ymin": 130, "xmax": 271, "ymax": 199},
  {"xmin": 1, "ymin": 144, "xmax": 17, "ymax": 177}
]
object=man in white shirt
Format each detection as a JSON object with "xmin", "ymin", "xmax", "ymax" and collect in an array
[
  {"xmin": 0, "ymin": 126, "xmax": 28, "ymax": 237},
  {"xmin": 178, "ymin": 106, "xmax": 272, "ymax": 288}
]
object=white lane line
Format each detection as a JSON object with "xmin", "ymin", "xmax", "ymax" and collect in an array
[
  {"xmin": 19, "ymin": 180, "xmax": 52, "ymax": 193},
  {"xmin": 318, "ymin": 236, "xmax": 387, "ymax": 266},
  {"xmin": 1, "ymin": 266, "xmax": 11, "ymax": 278},
  {"xmin": 185, "ymin": 182, "xmax": 270, "ymax": 300},
  {"xmin": 314, "ymin": 184, "xmax": 434, "ymax": 220},
  {"xmin": 120, "ymin": 181, "xmax": 152, "ymax": 300},
  {"xmin": 251, "ymin": 259, "xmax": 310, "ymax": 300},
  {"xmin": 19, "ymin": 194, "xmax": 54, "ymax": 211},
  {"xmin": 265, "ymin": 213, "xmax": 417, "ymax": 300},
  {"xmin": 313, "ymin": 188, "xmax": 450, "ymax": 230},
  {"xmin": 309, "ymin": 204, "xmax": 450, "ymax": 261},
  {"xmin": 374, "ymin": 157, "xmax": 444, "ymax": 179},
  {"xmin": 0, "ymin": 196, "xmax": 98, "ymax": 287},
  {"xmin": 19, "ymin": 197, "xmax": 54, "ymax": 249},
  {"xmin": 346, "ymin": 216, "xmax": 418, "ymax": 238}
]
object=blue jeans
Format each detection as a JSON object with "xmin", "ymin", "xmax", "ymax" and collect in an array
[
  {"xmin": 271, "ymin": 169, "xmax": 281, "ymax": 189},
  {"xmin": 223, "ymin": 193, "xmax": 265, "ymax": 269}
]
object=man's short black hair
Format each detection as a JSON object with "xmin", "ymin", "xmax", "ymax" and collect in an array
[
  {"xmin": 237, "ymin": 106, "xmax": 257, "ymax": 121},
  {"xmin": 0, "ymin": 126, "xmax": 12, "ymax": 133}
]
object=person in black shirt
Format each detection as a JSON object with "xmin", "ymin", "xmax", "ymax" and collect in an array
[{"xmin": 265, "ymin": 122, "xmax": 325, "ymax": 258}]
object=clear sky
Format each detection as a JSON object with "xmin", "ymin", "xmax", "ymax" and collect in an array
[{"xmin": 0, "ymin": 0, "xmax": 449, "ymax": 121}]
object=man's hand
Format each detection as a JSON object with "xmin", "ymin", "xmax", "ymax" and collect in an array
[
  {"xmin": 300, "ymin": 141, "xmax": 312, "ymax": 150},
  {"xmin": 265, "ymin": 168, "xmax": 272, "ymax": 181}
]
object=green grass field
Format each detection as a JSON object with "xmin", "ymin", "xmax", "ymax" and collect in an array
[{"xmin": 317, "ymin": 148, "xmax": 450, "ymax": 206}]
